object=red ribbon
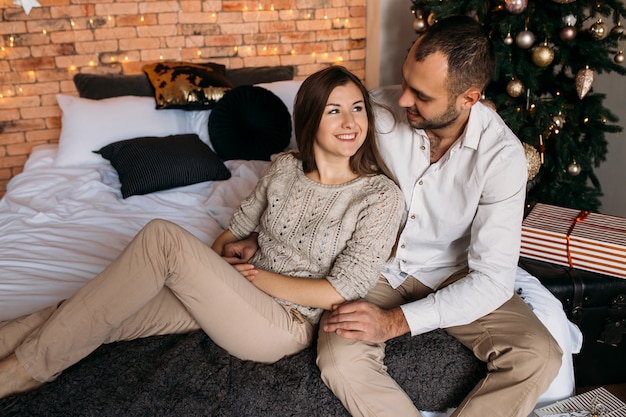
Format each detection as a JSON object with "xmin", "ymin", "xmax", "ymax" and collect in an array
[{"xmin": 565, "ymin": 210, "xmax": 590, "ymax": 268}]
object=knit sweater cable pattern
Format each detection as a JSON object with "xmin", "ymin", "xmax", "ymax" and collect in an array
[{"xmin": 229, "ymin": 153, "xmax": 405, "ymax": 324}]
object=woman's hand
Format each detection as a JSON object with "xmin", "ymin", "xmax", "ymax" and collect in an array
[
  {"xmin": 232, "ymin": 263, "xmax": 259, "ymax": 280},
  {"xmin": 221, "ymin": 233, "xmax": 260, "ymax": 265},
  {"xmin": 211, "ymin": 231, "xmax": 259, "ymax": 265}
]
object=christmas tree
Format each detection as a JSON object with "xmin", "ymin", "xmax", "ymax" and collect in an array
[{"xmin": 409, "ymin": 0, "xmax": 626, "ymax": 212}]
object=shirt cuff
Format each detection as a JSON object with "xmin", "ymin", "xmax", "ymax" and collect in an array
[{"xmin": 400, "ymin": 295, "xmax": 440, "ymax": 336}]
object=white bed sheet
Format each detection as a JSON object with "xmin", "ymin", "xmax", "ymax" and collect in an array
[
  {"xmin": 0, "ymin": 144, "xmax": 270, "ymax": 321},
  {"xmin": 0, "ymin": 144, "xmax": 582, "ymax": 412}
]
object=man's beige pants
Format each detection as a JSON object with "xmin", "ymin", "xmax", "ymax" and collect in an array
[
  {"xmin": 0, "ymin": 219, "xmax": 313, "ymax": 382},
  {"xmin": 317, "ymin": 274, "xmax": 563, "ymax": 417}
]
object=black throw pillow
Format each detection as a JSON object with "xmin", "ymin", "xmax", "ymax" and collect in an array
[
  {"xmin": 94, "ymin": 134, "xmax": 231, "ymax": 198},
  {"xmin": 208, "ymin": 85, "xmax": 292, "ymax": 161}
]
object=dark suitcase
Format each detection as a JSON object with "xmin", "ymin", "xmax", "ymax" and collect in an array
[{"xmin": 518, "ymin": 257, "xmax": 626, "ymax": 387}]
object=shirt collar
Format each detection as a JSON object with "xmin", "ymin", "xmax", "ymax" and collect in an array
[{"xmin": 461, "ymin": 101, "xmax": 490, "ymax": 150}]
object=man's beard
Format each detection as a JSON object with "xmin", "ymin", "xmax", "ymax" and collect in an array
[{"xmin": 407, "ymin": 102, "xmax": 460, "ymax": 131}]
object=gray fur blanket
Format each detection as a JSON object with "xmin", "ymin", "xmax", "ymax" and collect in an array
[{"xmin": 0, "ymin": 329, "xmax": 486, "ymax": 416}]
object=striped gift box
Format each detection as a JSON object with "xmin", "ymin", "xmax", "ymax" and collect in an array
[
  {"xmin": 533, "ymin": 386, "xmax": 626, "ymax": 416},
  {"xmin": 521, "ymin": 203, "xmax": 626, "ymax": 279}
]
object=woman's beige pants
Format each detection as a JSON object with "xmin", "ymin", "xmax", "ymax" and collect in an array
[{"xmin": 1, "ymin": 219, "xmax": 313, "ymax": 382}]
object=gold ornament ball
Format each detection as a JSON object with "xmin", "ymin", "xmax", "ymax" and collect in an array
[
  {"xmin": 532, "ymin": 44, "xmax": 555, "ymax": 67},
  {"xmin": 516, "ymin": 30, "xmax": 535, "ymax": 49},
  {"xmin": 560, "ymin": 25, "xmax": 577, "ymax": 42},
  {"xmin": 506, "ymin": 79, "xmax": 525, "ymax": 97},
  {"xmin": 567, "ymin": 161, "xmax": 582, "ymax": 176},
  {"xmin": 523, "ymin": 143, "xmax": 542, "ymax": 181},
  {"xmin": 612, "ymin": 23, "xmax": 624, "ymax": 37},
  {"xmin": 413, "ymin": 17, "xmax": 427, "ymax": 32},
  {"xmin": 589, "ymin": 20, "xmax": 609, "ymax": 40},
  {"xmin": 504, "ymin": 33, "xmax": 514, "ymax": 45},
  {"xmin": 615, "ymin": 51, "xmax": 625, "ymax": 64}
]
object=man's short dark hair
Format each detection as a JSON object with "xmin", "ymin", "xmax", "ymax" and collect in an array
[{"xmin": 413, "ymin": 15, "xmax": 496, "ymax": 96}]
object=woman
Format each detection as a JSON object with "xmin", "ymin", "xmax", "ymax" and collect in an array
[{"xmin": 0, "ymin": 66, "xmax": 404, "ymax": 398}]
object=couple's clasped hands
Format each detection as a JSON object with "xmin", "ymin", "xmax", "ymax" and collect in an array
[{"xmin": 220, "ymin": 236, "xmax": 409, "ymax": 344}]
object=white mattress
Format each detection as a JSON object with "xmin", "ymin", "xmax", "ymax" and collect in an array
[{"xmin": 0, "ymin": 144, "xmax": 582, "ymax": 411}]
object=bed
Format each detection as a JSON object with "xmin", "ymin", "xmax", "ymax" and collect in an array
[{"xmin": 0, "ymin": 66, "xmax": 583, "ymax": 416}]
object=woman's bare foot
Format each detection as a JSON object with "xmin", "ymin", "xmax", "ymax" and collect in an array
[{"xmin": 0, "ymin": 354, "xmax": 43, "ymax": 398}]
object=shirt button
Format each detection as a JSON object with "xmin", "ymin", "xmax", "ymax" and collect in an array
[
  {"xmin": 410, "ymin": 214, "xmax": 416, "ymax": 219},
  {"xmin": 400, "ymin": 244, "xmax": 405, "ymax": 249},
  {"xmin": 402, "ymin": 259, "xmax": 407, "ymax": 263},
  {"xmin": 418, "ymin": 180, "xmax": 423, "ymax": 185},
  {"xmin": 421, "ymin": 145, "xmax": 426, "ymax": 150}
]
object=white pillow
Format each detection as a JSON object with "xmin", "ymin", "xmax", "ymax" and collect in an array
[{"xmin": 55, "ymin": 95, "xmax": 200, "ymax": 167}]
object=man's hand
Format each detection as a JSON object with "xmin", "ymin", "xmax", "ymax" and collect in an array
[
  {"xmin": 321, "ymin": 299, "xmax": 410, "ymax": 343},
  {"xmin": 221, "ymin": 233, "xmax": 259, "ymax": 265}
]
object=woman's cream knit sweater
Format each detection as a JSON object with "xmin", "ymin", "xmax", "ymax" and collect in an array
[{"xmin": 229, "ymin": 153, "xmax": 405, "ymax": 324}]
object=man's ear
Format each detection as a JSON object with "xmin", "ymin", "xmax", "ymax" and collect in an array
[{"xmin": 458, "ymin": 87, "xmax": 482, "ymax": 109}]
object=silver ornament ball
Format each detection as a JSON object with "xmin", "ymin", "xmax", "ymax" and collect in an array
[
  {"xmin": 413, "ymin": 17, "xmax": 427, "ymax": 33},
  {"xmin": 567, "ymin": 161, "xmax": 582, "ymax": 176},
  {"xmin": 505, "ymin": 0, "xmax": 528, "ymax": 14},
  {"xmin": 562, "ymin": 14, "xmax": 577, "ymax": 27},
  {"xmin": 615, "ymin": 51, "xmax": 625, "ymax": 64},
  {"xmin": 516, "ymin": 30, "xmax": 535, "ymax": 49},
  {"xmin": 553, "ymin": 115, "xmax": 565, "ymax": 129}
]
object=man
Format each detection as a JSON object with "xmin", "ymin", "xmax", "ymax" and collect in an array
[{"xmin": 317, "ymin": 15, "xmax": 563, "ymax": 417}]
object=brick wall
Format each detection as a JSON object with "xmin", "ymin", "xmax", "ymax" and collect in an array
[{"xmin": 0, "ymin": 0, "xmax": 367, "ymax": 198}]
